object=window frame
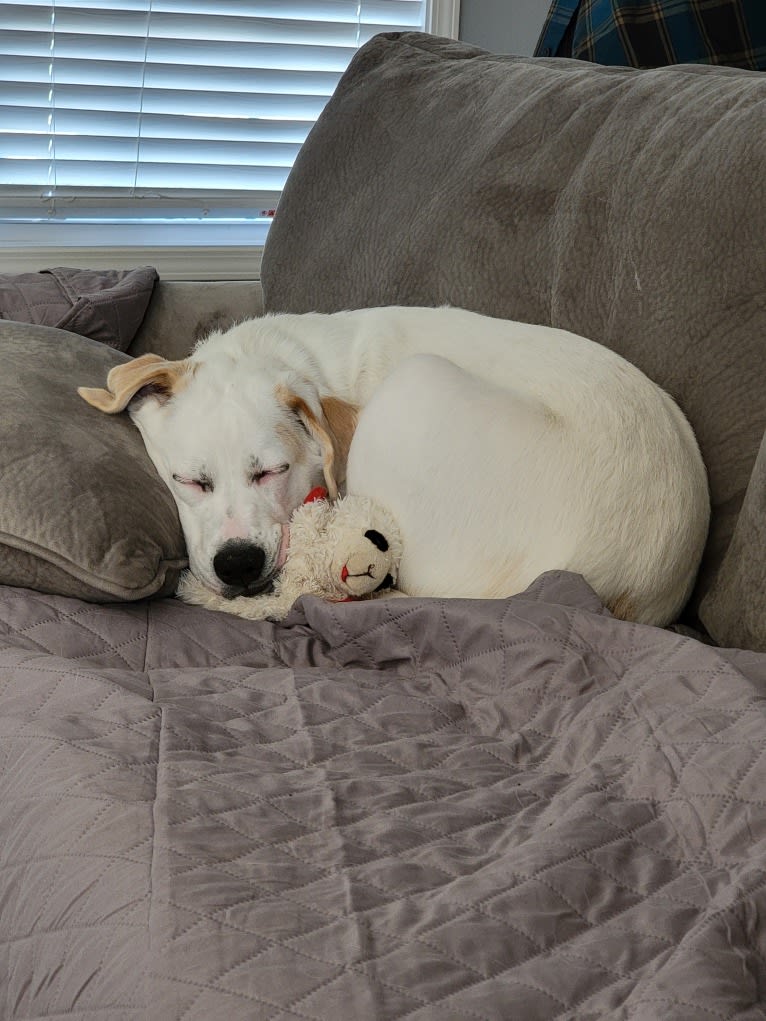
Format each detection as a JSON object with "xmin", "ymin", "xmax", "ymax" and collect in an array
[{"xmin": 0, "ymin": 0, "xmax": 460, "ymax": 280}]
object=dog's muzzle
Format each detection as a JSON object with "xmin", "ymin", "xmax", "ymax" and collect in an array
[{"xmin": 213, "ymin": 539, "xmax": 270, "ymax": 598}]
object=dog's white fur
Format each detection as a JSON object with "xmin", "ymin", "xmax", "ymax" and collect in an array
[{"xmin": 78, "ymin": 305, "xmax": 709, "ymax": 625}]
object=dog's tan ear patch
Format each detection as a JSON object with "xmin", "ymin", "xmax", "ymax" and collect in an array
[
  {"xmin": 277, "ymin": 386, "xmax": 358, "ymax": 500},
  {"xmin": 321, "ymin": 396, "xmax": 358, "ymax": 478},
  {"xmin": 278, "ymin": 385, "xmax": 338, "ymax": 498},
  {"xmin": 78, "ymin": 354, "xmax": 194, "ymax": 413}
]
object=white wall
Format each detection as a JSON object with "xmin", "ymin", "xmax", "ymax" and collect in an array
[{"xmin": 458, "ymin": 0, "xmax": 552, "ymax": 55}]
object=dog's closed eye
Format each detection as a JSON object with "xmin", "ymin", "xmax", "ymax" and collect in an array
[
  {"xmin": 173, "ymin": 473, "xmax": 214, "ymax": 494},
  {"xmin": 251, "ymin": 464, "xmax": 290, "ymax": 485}
]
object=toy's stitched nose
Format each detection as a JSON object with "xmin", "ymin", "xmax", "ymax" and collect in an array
[{"xmin": 213, "ymin": 540, "xmax": 266, "ymax": 588}]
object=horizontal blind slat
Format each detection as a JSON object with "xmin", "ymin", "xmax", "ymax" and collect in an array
[
  {"xmin": 1, "ymin": 158, "xmax": 291, "ymax": 188},
  {"xmin": 0, "ymin": 21, "xmax": 402, "ymax": 52},
  {"xmin": 1, "ymin": 105, "xmax": 313, "ymax": 140},
  {"xmin": 1, "ymin": 134, "xmax": 303, "ymax": 165},
  {"xmin": 3, "ymin": 1, "xmax": 424, "ymax": 18},
  {"xmin": 0, "ymin": 10, "xmax": 424, "ymax": 38},
  {"xmin": 2, "ymin": 55, "xmax": 344, "ymax": 93},
  {"xmin": 0, "ymin": 82, "xmax": 332, "ymax": 118}
]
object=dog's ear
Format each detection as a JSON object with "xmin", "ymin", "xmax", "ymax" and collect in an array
[
  {"xmin": 320, "ymin": 396, "xmax": 358, "ymax": 482},
  {"xmin": 277, "ymin": 386, "xmax": 358, "ymax": 500},
  {"xmin": 78, "ymin": 354, "xmax": 194, "ymax": 413}
]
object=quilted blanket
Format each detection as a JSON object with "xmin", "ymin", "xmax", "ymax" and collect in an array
[{"xmin": 2, "ymin": 571, "xmax": 766, "ymax": 1020}]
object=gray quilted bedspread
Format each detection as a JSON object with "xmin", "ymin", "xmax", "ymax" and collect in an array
[{"xmin": 2, "ymin": 571, "xmax": 766, "ymax": 1020}]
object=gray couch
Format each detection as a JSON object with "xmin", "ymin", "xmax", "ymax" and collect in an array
[
  {"xmin": 2, "ymin": 32, "xmax": 766, "ymax": 1021},
  {"xmin": 129, "ymin": 280, "xmax": 264, "ymax": 360}
]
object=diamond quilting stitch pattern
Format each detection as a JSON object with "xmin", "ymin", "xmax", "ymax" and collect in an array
[{"xmin": 2, "ymin": 574, "xmax": 766, "ymax": 1018}]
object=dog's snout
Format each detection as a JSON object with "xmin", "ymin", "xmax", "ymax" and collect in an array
[{"xmin": 213, "ymin": 540, "xmax": 266, "ymax": 592}]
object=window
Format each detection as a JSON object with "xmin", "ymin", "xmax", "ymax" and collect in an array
[{"xmin": 0, "ymin": 1, "xmax": 459, "ymax": 277}]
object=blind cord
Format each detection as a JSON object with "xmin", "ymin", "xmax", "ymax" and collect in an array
[
  {"xmin": 45, "ymin": 0, "xmax": 56, "ymax": 213},
  {"xmin": 133, "ymin": 0, "xmax": 153, "ymax": 198}
]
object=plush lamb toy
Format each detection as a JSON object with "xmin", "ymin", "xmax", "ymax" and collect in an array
[{"xmin": 176, "ymin": 488, "xmax": 403, "ymax": 621}]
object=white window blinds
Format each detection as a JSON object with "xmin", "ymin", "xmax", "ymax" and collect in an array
[{"xmin": 0, "ymin": 1, "xmax": 433, "ymax": 222}]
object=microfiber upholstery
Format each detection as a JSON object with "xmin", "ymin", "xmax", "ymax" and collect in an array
[
  {"xmin": 262, "ymin": 32, "xmax": 766, "ymax": 649},
  {"xmin": 130, "ymin": 279, "xmax": 265, "ymax": 360},
  {"xmin": 0, "ymin": 265, "xmax": 158, "ymax": 351},
  {"xmin": 700, "ymin": 431, "xmax": 766, "ymax": 649},
  {"xmin": 0, "ymin": 321, "xmax": 186, "ymax": 600}
]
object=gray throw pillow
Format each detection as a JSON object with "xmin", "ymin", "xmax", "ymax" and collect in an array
[
  {"xmin": 0, "ymin": 321, "xmax": 186, "ymax": 601},
  {"xmin": 0, "ymin": 266, "xmax": 158, "ymax": 352},
  {"xmin": 262, "ymin": 31, "xmax": 766, "ymax": 648}
]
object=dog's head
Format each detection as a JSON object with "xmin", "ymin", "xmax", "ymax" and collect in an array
[{"xmin": 78, "ymin": 336, "xmax": 357, "ymax": 598}]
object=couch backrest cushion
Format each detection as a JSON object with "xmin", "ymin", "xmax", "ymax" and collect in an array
[
  {"xmin": 261, "ymin": 31, "xmax": 766, "ymax": 646},
  {"xmin": 129, "ymin": 280, "xmax": 265, "ymax": 360}
]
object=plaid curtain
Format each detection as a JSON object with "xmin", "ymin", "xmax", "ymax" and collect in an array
[{"xmin": 535, "ymin": 0, "xmax": 766, "ymax": 70}]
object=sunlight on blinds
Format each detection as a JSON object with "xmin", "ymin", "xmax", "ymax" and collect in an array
[{"xmin": 0, "ymin": 1, "xmax": 428, "ymax": 220}]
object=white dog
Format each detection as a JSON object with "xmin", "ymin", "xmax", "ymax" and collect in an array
[{"xmin": 79, "ymin": 306, "xmax": 709, "ymax": 625}]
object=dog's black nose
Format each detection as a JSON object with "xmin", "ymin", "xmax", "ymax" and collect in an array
[{"xmin": 213, "ymin": 540, "xmax": 266, "ymax": 590}]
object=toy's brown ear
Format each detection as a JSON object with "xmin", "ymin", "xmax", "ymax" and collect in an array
[
  {"xmin": 277, "ymin": 386, "xmax": 358, "ymax": 499},
  {"xmin": 78, "ymin": 353, "xmax": 194, "ymax": 413}
]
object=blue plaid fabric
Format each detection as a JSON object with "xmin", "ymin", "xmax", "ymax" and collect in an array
[{"xmin": 535, "ymin": 0, "xmax": 766, "ymax": 70}]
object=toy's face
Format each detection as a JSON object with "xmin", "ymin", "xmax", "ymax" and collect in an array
[{"xmin": 331, "ymin": 527, "xmax": 396, "ymax": 598}]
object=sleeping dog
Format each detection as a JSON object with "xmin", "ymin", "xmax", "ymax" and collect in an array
[{"xmin": 79, "ymin": 305, "xmax": 709, "ymax": 625}]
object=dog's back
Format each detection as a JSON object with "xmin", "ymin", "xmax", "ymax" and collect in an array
[{"xmin": 344, "ymin": 330, "xmax": 709, "ymax": 625}]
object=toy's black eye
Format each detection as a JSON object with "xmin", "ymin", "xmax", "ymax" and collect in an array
[
  {"xmin": 374, "ymin": 573, "xmax": 394, "ymax": 592},
  {"xmin": 365, "ymin": 529, "xmax": 388, "ymax": 552}
]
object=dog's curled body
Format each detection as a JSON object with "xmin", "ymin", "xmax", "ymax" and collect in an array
[
  {"xmin": 347, "ymin": 349, "xmax": 708, "ymax": 624},
  {"xmin": 78, "ymin": 305, "xmax": 710, "ymax": 626}
]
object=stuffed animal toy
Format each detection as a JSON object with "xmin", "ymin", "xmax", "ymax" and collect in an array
[{"xmin": 176, "ymin": 488, "xmax": 403, "ymax": 621}]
